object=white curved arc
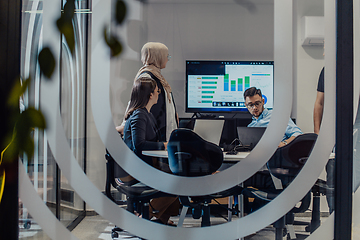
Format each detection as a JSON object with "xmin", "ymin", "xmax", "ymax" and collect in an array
[
  {"xmin": 34, "ymin": 1, "xmax": 336, "ymax": 240},
  {"xmin": 40, "ymin": 1, "xmax": 305, "ymax": 239},
  {"xmin": 40, "ymin": 76, "xmax": 334, "ymax": 240},
  {"xmin": 72, "ymin": 8, "xmax": 84, "ymax": 160},
  {"xmin": 50, "ymin": 0, "xmax": 330, "ymax": 239},
  {"xmin": 90, "ymin": 0, "xmax": 335, "ymax": 238},
  {"xmin": 22, "ymin": 0, "xmax": 41, "ymax": 194},
  {"xmin": 305, "ymin": 213, "xmax": 335, "ymax": 240},
  {"xmin": 19, "ymin": 159, "xmax": 79, "ymax": 240},
  {"xmin": 92, "ymin": 0, "xmax": 291, "ymax": 195},
  {"xmin": 39, "ymin": 94, "xmax": 333, "ymax": 239},
  {"xmin": 24, "ymin": 0, "xmax": 40, "ymax": 78},
  {"xmin": 305, "ymin": 1, "xmax": 337, "ymax": 239}
]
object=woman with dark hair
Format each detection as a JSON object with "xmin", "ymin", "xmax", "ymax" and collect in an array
[
  {"xmin": 117, "ymin": 42, "xmax": 178, "ymax": 142},
  {"xmin": 123, "ymin": 77, "xmax": 179, "ymax": 226},
  {"xmin": 123, "ymin": 77, "xmax": 166, "ymax": 165}
]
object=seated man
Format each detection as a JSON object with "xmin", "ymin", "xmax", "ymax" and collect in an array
[
  {"xmin": 244, "ymin": 87, "xmax": 303, "ymax": 147},
  {"xmin": 241, "ymin": 87, "xmax": 303, "ymax": 212}
]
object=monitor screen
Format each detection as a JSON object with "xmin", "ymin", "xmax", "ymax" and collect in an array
[{"xmin": 186, "ymin": 60, "xmax": 274, "ymax": 113}]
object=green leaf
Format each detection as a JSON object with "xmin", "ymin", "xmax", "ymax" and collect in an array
[
  {"xmin": 7, "ymin": 77, "xmax": 31, "ymax": 107},
  {"xmin": 6, "ymin": 108, "xmax": 46, "ymax": 160},
  {"xmin": 103, "ymin": 27, "xmax": 123, "ymax": 57},
  {"xmin": 22, "ymin": 135, "xmax": 35, "ymax": 159},
  {"xmin": 56, "ymin": 0, "xmax": 75, "ymax": 53},
  {"xmin": 63, "ymin": 0, "xmax": 75, "ymax": 21},
  {"xmin": 19, "ymin": 108, "xmax": 47, "ymax": 130},
  {"xmin": 57, "ymin": 19, "xmax": 75, "ymax": 53},
  {"xmin": 115, "ymin": 0, "xmax": 127, "ymax": 25},
  {"xmin": 38, "ymin": 47, "xmax": 56, "ymax": 79}
]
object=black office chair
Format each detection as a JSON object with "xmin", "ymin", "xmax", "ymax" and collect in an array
[
  {"xmin": 267, "ymin": 133, "xmax": 331, "ymax": 234},
  {"xmin": 105, "ymin": 150, "xmax": 175, "ymax": 238},
  {"xmin": 242, "ymin": 133, "xmax": 318, "ymax": 240},
  {"xmin": 167, "ymin": 128, "xmax": 243, "ymax": 227}
]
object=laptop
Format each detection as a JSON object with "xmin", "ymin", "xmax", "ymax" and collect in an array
[
  {"xmin": 193, "ymin": 119, "xmax": 225, "ymax": 145},
  {"xmin": 237, "ymin": 127, "xmax": 266, "ymax": 150}
]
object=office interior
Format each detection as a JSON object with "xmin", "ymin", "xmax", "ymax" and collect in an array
[{"xmin": 1, "ymin": 0, "xmax": 360, "ymax": 239}]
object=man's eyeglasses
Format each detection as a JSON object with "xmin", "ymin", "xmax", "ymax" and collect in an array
[
  {"xmin": 167, "ymin": 54, "xmax": 171, "ymax": 61},
  {"xmin": 157, "ymin": 88, "xmax": 161, "ymax": 94},
  {"xmin": 246, "ymin": 101, "xmax": 262, "ymax": 109}
]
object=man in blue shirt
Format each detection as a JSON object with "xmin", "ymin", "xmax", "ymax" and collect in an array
[
  {"xmin": 244, "ymin": 87, "xmax": 303, "ymax": 147},
  {"xmin": 239, "ymin": 87, "xmax": 303, "ymax": 213}
]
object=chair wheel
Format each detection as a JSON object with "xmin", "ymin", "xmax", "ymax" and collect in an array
[
  {"xmin": 283, "ymin": 228, "xmax": 288, "ymax": 237},
  {"xmin": 111, "ymin": 231, "xmax": 119, "ymax": 239},
  {"xmin": 192, "ymin": 206, "xmax": 202, "ymax": 219},
  {"xmin": 231, "ymin": 205, "xmax": 240, "ymax": 215},
  {"xmin": 24, "ymin": 221, "xmax": 31, "ymax": 229}
]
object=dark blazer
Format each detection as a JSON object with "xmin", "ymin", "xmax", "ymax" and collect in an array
[
  {"xmin": 123, "ymin": 108, "xmax": 165, "ymax": 166},
  {"xmin": 142, "ymin": 71, "xmax": 178, "ymax": 141}
]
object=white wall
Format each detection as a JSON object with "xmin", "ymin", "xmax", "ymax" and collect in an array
[
  {"xmin": 102, "ymin": 0, "xmax": 330, "ymax": 213},
  {"xmin": 294, "ymin": 0, "xmax": 324, "ymax": 133},
  {"xmin": 110, "ymin": 0, "xmax": 325, "ymax": 131},
  {"xmin": 110, "ymin": 0, "xmax": 275, "ymax": 122},
  {"xmin": 106, "ymin": 0, "xmax": 328, "ymax": 164},
  {"xmin": 294, "ymin": 0, "xmax": 329, "ymax": 213}
]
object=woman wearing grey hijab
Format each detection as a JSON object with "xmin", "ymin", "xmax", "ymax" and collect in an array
[{"xmin": 117, "ymin": 42, "xmax": 178, "ymax": 141}]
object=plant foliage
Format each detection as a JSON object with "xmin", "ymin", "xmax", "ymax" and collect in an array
[
  {"xmin": 104, "ymin": 0, "xmax": 127, "ymax": 57},
  {"xmin": 0, "ymin": 0, "xmax": 127, "ymax": 206},
  {"xmin": 56, "ymin": 0, "xmax": 75, "ymax": 53},
  {"xmin": 38, "ymin": 47, "xmax": 56, "ymax": 79}
]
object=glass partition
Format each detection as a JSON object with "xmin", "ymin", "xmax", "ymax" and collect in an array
[
  {"xmin": 19, "ymin": 0, "xmax": 89, "ymax": 237},
  {"xmin": 16, "ymin": 0, "xmax": 358, "ymax": 239}
]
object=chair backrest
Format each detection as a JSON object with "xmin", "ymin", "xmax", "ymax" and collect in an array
[
  {"xmin": 167, "ymin": 128, "xmax": 223, "ymax": 177},
  {"xmin": 267, "ymin": 133, "xmax": 318, "ymax": 178},
  {"xmin": 105, "ymin": 149, "xmax": 137, "ymax": 191},
  {"xmin": 281, "ymin": 133, "xmax": 318, "ymax": 167}
]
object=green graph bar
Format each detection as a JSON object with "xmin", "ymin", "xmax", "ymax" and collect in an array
[
  {"xmin": 202, "ymin": 77, "xmax": 218, "ymax": 79},
  {"xmin": 202, "ymin": 96, "xmax": 213, "ymax": 98},
  {"xmin": 245, "ymin": 76, "xmax": 250, "ymax": 89},
  {"xmin": 202, "ymin": 100, "xmax": 212, "ymax": 103},
  {"xmin": 202, "ymin": 86, "xmax": 217, "ymax": 89},
  {"xmin": 231, "ymin": 80, "xmax": 236, "ymax": 91},
  {"xmin": 202, "ymin": 91, "xmax": 215, "ymax": 93},
  {"xmin": 202, "ymin": 81, "xmax": 217, "ymax": 84},
  {"xmin": 224, "ymin": 74, "xmax": 229, "ymax": 91},
  {"xmin": 238, "ymin": 78, "xmax": 243, "ymax": 91}
]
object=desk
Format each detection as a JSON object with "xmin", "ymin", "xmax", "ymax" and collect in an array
[{"xmin": 142, "ymin": 150, "xmax": 250, "ymax": 162}]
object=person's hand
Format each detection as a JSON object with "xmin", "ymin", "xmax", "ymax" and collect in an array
[
  {"xmin": 163, "ymin": 142, "xmax": 168, "ymax": 150},
  {"xmin": 278, "ymin": 141, "xmax": 287, "ymax": 148},
  {"xmin": 116, "ymin": 124, "xmax": 125, "ymax": 135}
]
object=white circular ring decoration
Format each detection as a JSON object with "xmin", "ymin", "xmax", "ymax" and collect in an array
[
  {"xmin": 19, "ymin": 160, "xmax": 79, "ymax": 240},
  {"xmin": 37, "ymin": 0, "xmax": 336, "ymax": 239},
  {"xmin": 40, "ymin": 82, "xmax": 334, "ymax": 239},
  {"xmin": 92, "ymin": 7, "xmax": 291, "ymax": 197}
]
